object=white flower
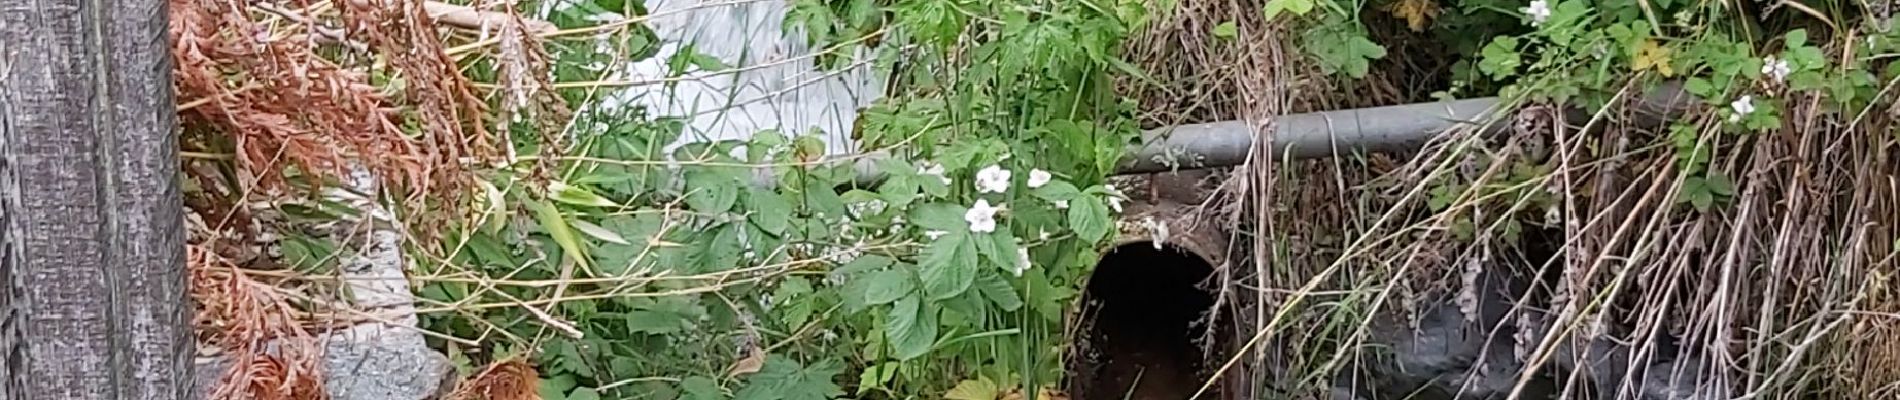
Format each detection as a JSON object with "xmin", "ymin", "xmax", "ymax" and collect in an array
[
  {"xmin": 919, "ymin": 162, "xmax": 951, "ymax": 185},
  {"xmin": 1520, "ymin": 0, "xmax": 1551, "ymax": 26},
  {"xmin": 1027, "ymin": 169, "xmax": 1053, "ymax": 188},
  {"xmin": 1761, "ymin": 55, "xmax": 1791, "ymax": 83},
  {"xmin": 1103, "ymin": 184, "xmax": 1127, "ymax": 213},
  {"xmin": 924, "ymin": 230, "xmax": 949, "ymax": 240},
  {"xmin": 1053, "ymin": 199, "xmax": 1069, "ymax": 209},
  {"xmin": 1012, "ymin": 247, "xmax": 1032, "ymax": 277},
  {"xmin": 964, "ymin": 199, "xmax": 1002, "ymax": 233},
  {"xmin": 975, "ymin": 165, "xmax": 1012, "ymax": 194},
  {"xmin": 1728, "ymin": 95, "xmax": 1756, "ymax": 123},
  {"xmin": 1038, "ymin": 229, "xmax": 1052, "ymax": 241}
]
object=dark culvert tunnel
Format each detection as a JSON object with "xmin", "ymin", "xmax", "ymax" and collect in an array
[{"xmin": 1071, "ymin": 242, "xmax": 1229, "ymax": 400}]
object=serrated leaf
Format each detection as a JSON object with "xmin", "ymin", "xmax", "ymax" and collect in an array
[
  {"xmin": 1067, "ymin": 197, "xmax": 1111, "ymax": 242},
  {"xmin": 974, "ymin": 231, "xmax": 1018, "ymax": 272},
  {"xmin": 570, "ymin": 219, "xmax": 630, "ymax": 245},
  {"xmin": 747, "ymin": 188, "xmax": 794, "ymax": 234},
  {"xmin": 911, "ymin": 202, "xmax": 968, "ymax": 232},
  {"xmin": 919, "ymin": 232, "xmax": 976, "ymax": 300},
  {"xmin": 1031, "ymin": 180, "xmax": 1081, "ymax": 202},
  {"xmin": 885, "ymin": 296, "xmax": 938, "ymax": 361},
  {"xmin": 1633, "ymin": 40, "xmax": 1674, "ymax": 76},
  {"xmin": 734, "ymin": 357, "xmax": 843, "ymax": 400},
  {"xmin": 864, "ymin": 268, "xmax": 915, "ymax": 305},
  {"xmin": 1705, "ymin": 173, "xmax": 1735, "ymax": 196},
  {"xmin": 685, "ymin": 167, "xmax": 743, "ymax": 213},
  {"xmin": 974, "ymin": 270, "xmax": 1024, "ymax": 311},
  {"xmin": 680, "ymin": 377, "xmax": 724, "ymax": 400},
  {"xmin": 944, "ymin": 377, "xmax": 1001, "ymax": 400}
]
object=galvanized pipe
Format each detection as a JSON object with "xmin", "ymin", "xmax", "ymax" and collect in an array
[
  {"xmin": 817, "ymin": 82, "xmax": 1695, "ymax": 186},
  {"xmin": 1120, "ymin": 81, "xmax": 1695, "ymax": 174}
]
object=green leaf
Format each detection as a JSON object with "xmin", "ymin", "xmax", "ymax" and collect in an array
[
  {"xmin": 747, "ymin": 188, "xmax": 794, "ymax": 235},
  {"xmin": 1212, "ymin": 21, "xmax": 1238, "ymax": 38},
  {"xmin": 1031, "ymin": 180, "xmax": 1082, "ymax": 202},
  {"xmin": 919, "ymin": 232, "xmax": 977, "ymax": 300},
  {"xmin": 680, "ymin": 377, "xmax": 724, "ymax": 400},
  {"xmin": 549, "ymin": 181, "xmax": 621, "ymax": 208},
  {"xmin": 974, "ymin": 270, "xmax": 1024, "ymax": 311},
  {"xmin": 911, "ymin": 202, "xmax": 968, "ymax": 232},
  {"xmin": 1705, "ymin": 173, "xmax": 1735, "ymax": 197},
  {"xmin": 570, "ymin": 219, "xmax": 630, "ymax": 245},
  {"xmin": 1683, "ymin": 77, "xmax": 1715, "ymax": 97},
  {"xmin": 1262, "ymin": 0, "xmax": 1314, "ymax": 20},
  {"xmin": 529, "ymin": 199, "xmax": 591, "ymax": 271},
  {"xmin": 734, "ymin": 357, "xmax": 844, "ymax": 400},
  {"xmin": 885, "ymin": 296, "xmax": 939, "ymax": 361},
  {"xmin": 685, "ymin": 167, "xmax": 743, "ymax": 213},
  {"xmin": 944, "ymin": 377, "xmax": 1001, "ymax": 400},
  {"xmin": 625, "ymin": 310, "xmax": 689, "ymax": 334},
  {"xmin": 1067, "ymin": 197, "xmax": 1112, "ymax": 242},
  {"xmin": 973, "ymin": 231, "xmax": 1019, "ymax": 272},
  {"xmin": 864, "ymin": 268, "xmax": 915, "ymax": 305},
  {"xmin": 568, "ymin": 388, "xmax": 601, "ymax": 400},
  {"xmin": 856, "ymin": 363, "xmax": 897, "ymax": 395},
  {"xmin": 540, "ymin": 374, "xmax": 579, "ymax": 400},
  {"xmin": 1479, "ymin": 36, "xmax": 1521, "ymax": 80},
  {"xmin": 1785, "ymin": 29, "xmax": 1807, "ymax": 48}
]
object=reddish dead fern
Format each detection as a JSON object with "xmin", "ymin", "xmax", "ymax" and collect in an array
[
  {"xmin": 446, "ymin": 358, "xmax": 541, "ymax": 400},
  {"xmin": 190, "ymin": 245, "xmax": 328, "ymax": 400}
]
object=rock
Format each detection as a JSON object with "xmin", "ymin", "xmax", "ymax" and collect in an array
[
  {"xmin": 192, "ymin": 323, "xmax": 456, "ymax": 400},
  {"xmin": 320, "ymin": 324, "xmax": 457, "ymax": 400}
]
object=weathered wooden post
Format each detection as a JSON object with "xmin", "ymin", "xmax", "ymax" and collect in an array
[{"xmin": 0, "ymin": 0, "xmax": 193, "ymax": 398}]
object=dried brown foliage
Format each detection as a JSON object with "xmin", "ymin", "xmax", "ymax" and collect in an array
[
  {"xmin": 190, "ymin": 245, "xmax": 327, "ymax": 400},
  {"xmin": 337, "ymin": 0, "xmax": 495, "ymax": 199},
  {"xmin": 446, "ymin": 358, "xmax": 541, "ymax": 400},
  {"xmin": 172, "ymin": 0, "xmax": 425, "ymax": 194}
]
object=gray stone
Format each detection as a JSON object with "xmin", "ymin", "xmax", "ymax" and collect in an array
[{"xmin": 192, "ymin": 324, "xmax": 456, "ymax": 400}]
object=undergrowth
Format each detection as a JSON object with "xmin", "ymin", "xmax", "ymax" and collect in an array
[{"xmin": 174, "ymin": 0, "xmax": 1900, "ymax": 399}]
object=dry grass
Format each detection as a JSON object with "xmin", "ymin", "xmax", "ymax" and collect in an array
[{"xmin": 1122, "ymin": 1, "xmax": 1900, "ymax": 399}]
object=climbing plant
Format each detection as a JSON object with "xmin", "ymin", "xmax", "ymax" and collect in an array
[{"xmin": 400, "ymin": 0, "xmax": 1151, "ymax": 399}]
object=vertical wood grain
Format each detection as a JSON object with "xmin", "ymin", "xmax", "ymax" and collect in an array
[{"xmin": 0, "ymin": 0, "xmax": 190, "ymax": 397}]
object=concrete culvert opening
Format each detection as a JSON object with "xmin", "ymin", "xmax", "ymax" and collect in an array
[{"xmin": 1071, "ymin": 242, "xmax": 1227, "ymax": 400}]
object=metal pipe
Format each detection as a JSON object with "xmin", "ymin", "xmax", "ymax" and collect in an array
[
  {"xmin": 1120, "ymin": 98, "xmax": 1505, "ymax": 173},
  {"xmin": 1119, "ymin": 81, "xmax": 1695, "ymax": 174},
  {"xmin": 811, "ymin": 82, "xmax": 1696, "ymax": 187}
]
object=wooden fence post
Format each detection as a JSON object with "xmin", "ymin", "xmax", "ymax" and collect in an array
[{"xmin": 0, "ymin": 0, "xmax": 193, "ymax": 398}]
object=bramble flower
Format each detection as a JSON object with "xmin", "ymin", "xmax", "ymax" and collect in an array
[
  {"xmin": 1053, "ymin": 199, "xmax": 1069, "ymax": 209},
  {"xmin": 924, "ymin": 230, "xmax": 949, "ymax": 240},
  {"xmin": 1012, "ymin": 247, "xmax": 1032, "ymax": 277},
  {"xmin": 975, "ymin": 165, "xmax": 1012, "ymax": 194},
  {"xmin": 1521, "ymin": 1, "xmax": 1551, "ymax": 26},
  {"xmin": 965, "ymin": 199, "xmax": 1002, "ymax": 233},
  {"xmin": 1027, "ymin": 169, "xmax": 1053, "ymax": 188},
  {"xmin": 1728, "ymin": 95, "xmax": 1756, "ymax": 123},
  {"xmin": 919, "ymin": 162, "xmax": 951, "ymax": 185},
  {"xmin": 1103, "ymin": 184, "xmax": 1127, "ymax": 213},
  {"xmin": 1761, "ymin": 56, "xmax": 1790, "ymax": 83}
]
